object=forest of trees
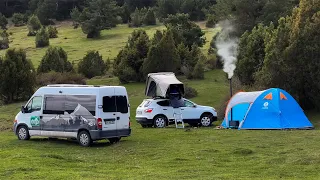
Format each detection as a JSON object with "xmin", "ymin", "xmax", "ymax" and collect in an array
[{"xmin": 0, "ymin": 0, "xmax": 319, "ymax": 112}]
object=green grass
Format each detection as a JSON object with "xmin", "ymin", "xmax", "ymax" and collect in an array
[
  {"xmin": 0, "ymin": 22, "xmax": 217, "ymax": 68},
  {"xmin": 1, "ymin": 70, "xmax": 320, "ymax": 179}
]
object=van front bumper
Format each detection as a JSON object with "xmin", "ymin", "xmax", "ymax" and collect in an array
[{"xmin": 89, "ymin": 129, "xmax": 131, "ymax": 140}]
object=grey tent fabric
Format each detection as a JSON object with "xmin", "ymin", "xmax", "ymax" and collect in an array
[{"xmin": 145, "ymin": 72, "xmax": 184, "ymax": 98}]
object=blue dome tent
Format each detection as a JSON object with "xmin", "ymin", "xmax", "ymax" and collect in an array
[{"xmin": 221, "ymin": 88, "xmax": 314, "ymax": 130}]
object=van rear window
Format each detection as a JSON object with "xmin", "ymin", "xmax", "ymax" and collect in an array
[{"xmin": 103, "ymin": 96, "xmax": 128, "ymax": 113}]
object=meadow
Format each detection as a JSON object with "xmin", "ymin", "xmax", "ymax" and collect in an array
[
  {"xmin": 1, "ymin": 70, "xmax": 320, "ymax": 179},
  {"xmin": 0, "ymin": 23, "xmax": 320, "ymax": 179},
  {"xmin": 0, "ymin": 21, "xmax": 218, "ymax": 68}
]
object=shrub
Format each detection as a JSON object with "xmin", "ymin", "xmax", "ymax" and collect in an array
[
  {"xmin": 48, "ymin": 26, "xmax": 58, "ymax": 38},
  {"xmin": 38, "ymin": 46, "xmax": 74, "ymax": 73},
  {"xmin": 184, "ymin": 85, "xmax": 198, "ymax": 99},
  {"xmin": 205, "ymin": 54, "xmax": 217, "ymax": 70},
  {"xmin": 37, "ymin": 72, "xmax": 86, "ymax": 86},
  {"xmin": 35, "ymin": 27, "xmax": 49, "ymax": 48},
  {"xmin": 27, "ymin": 15, "xmax": 42, "ymax": 36},
  {"xmin": 12, "ymin": 13, "xmax": 27, "ymax": 27},
  {"xmin": 78, "ymin": 51, "xmax": 106, "ymax": 79},
  {"xmin": 0, "ymin": 30, "xmax": 9, "ymax": 50}
]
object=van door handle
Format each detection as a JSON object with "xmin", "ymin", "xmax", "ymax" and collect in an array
[
  {"xmin": 163, "ymin": 109, "xmax": 167, "ymax": 110},
  {"xmin": 117, "ymin": 117, "xmax": 120, "ymax": 120},
  {"xmin": 181, "ymin": 109, "xmax": 184, "ymax": 110}
]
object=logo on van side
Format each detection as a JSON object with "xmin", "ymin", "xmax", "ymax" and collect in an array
[{"xmin": 30, "ymin": 116, "xmax": 40, "ymax": 126}]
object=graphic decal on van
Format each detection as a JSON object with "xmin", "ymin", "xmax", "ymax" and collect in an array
[
  {"xmin": 30, "ymin": 116, "xmax": 40, "ymax": 126},
  {"xmin": 41, "ymin": 104, "xmax": 96, "ymax": 130}
]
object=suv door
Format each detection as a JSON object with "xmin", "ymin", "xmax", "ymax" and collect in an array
[
  {"xmin": 181, "ymin": 99, "xmax": 200, "ymax": 120},
  {"xmin": 23, "ymin": 96, "xmax": 43, "ymax": 135},
  {"xmin": 157, "ymin": 100, "xmax": 174, "ymax": 120}
]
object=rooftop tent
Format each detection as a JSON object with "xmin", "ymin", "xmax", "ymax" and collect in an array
[
  {"xmin": 221, "ymin": 88, "xmax": 314, "ymax": 130},
  {"xmin": 145, "ymin": 72, "xmax": 184, "ymax": 98}
]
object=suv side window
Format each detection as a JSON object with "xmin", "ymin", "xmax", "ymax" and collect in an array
[
  {"xmin": 184, "ymin": 100, "xmax": 194, "ymax": 107},
  {"xmin": 157, "ymin": 100, "xmax": 170, "ymax": 106},
  {"xmin": 25, "ymin": 96, "xmax": 42, "ymax": 113}
]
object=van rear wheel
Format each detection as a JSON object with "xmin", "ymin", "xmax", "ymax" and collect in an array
[
  {"xmin": 17, "ymin": 126, "xmax": 30, "ymax": 140},
  {"xmin": 77, "ymin": 130, "xmax": 92, "ymax": 147}
]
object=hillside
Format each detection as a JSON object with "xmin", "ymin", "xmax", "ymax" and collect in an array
[{"xmin": 0, "ymin": 21, "xmax": 218, "ymax": 67}]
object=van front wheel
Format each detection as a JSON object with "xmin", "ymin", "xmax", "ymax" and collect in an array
[
  {"xmin": 17, "ymin": 126, "xmax": 30, "ymax": 140},
  {"xmin": 77, "ymin": 130, "xmax": 92, "ymax": 147}
]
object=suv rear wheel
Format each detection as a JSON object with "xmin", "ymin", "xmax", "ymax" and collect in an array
[
  {"xmin": 200, "ymin": 113, "xmax": 213, "ymax": 127},
  {"xmin": 154, "ymin": 115, "xmax": 167, "ymax": 128}
]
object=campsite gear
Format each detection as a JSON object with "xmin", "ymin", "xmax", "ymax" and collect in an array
[
  {"xmin": 221, "ymin": 88, "xmax": 314, "ymax": 130},
  {"xmin": 14, "ymin": 84, "xmax": 131, "ymax": 147},
  {"xmin": 174, "ymin": 108, "xmax": 184, "ymax": 129},
  {"xmin": 145, "ymin": 72, "xmax": 184, "ymax": 98}
]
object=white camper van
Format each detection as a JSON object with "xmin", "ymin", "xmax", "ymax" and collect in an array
[{"xmin": 13, "ymin": 84, "xmax": 131, "ymax": 147}]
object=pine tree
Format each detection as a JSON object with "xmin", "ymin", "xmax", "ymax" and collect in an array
[
  {"xmin": 38, "ymin": 46, "xmax": 74, "ymax": 73},
  {"xmin": 0, "ymin": 13, "xmax": 8, "ymax": 30},
  {"xmin": 143, "ymin": 29, "xmax": 179, "ymax": 75},
  {"xmin": 27, "ymin": 15, "xmax": 42, "ymax": 36},
  {"xmin": 143, "ymin": 8, "xmax": 156, "ymax": 25},
  {"xmin": 78, "ymin": 51, "xmax": 107, "ymax": 78},
  {"xmin": 35, "ymin": 27, "xmax": 50, "ymax": 48},
  {"xmin": 192, "ymin": 60, "xmax": 205, "ymax": 79},
  {"xmin": 0, "ymin": 49, "xmax": 36, "ymax": 103}
]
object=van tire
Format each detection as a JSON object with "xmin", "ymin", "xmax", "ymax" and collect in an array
[
  {"xmin": 17, "ymin": 125, "xmax": 30, "ymax": 140},
  {"xmin": 108, "ymin": 137, "xmax": 121, "ymax": 144},
  {"xmin": 153, "ymin": 115, "xmax": 167, "ymax": 128},
  {"xmin": 77, "ymin": 130, "xmax": 92, "ymax": 147}
]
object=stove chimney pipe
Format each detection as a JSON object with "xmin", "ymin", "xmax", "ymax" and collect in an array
[{"xmin": 229, "ymin": 78, "xmax": 233, "ymax": 122}]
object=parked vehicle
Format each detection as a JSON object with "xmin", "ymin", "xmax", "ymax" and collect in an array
[
  {"xmin": 13, "ymin": 84, "xmax": 131, "ymax": 147},
  {"xmin": 136, "ymin": 98, "xmax": 217, "ymax": 128}
]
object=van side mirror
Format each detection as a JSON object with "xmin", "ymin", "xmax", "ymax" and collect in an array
[
  {"xmin": 193, "ymin": 105, "xmax": 197, "ymax": 108},
  {"xmin": 21, "ymin": 106, "xmax": 26, "ymax": 113}
]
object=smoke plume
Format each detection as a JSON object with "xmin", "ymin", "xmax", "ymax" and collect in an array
[{"xmin": 215, "ymin": 20, "xmax": 239, "ymax": 79}]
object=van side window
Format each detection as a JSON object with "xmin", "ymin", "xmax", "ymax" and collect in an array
[
  {"xmin": 103, "ymin": 96, "xmax": 116, "ymax": 112},
  {"xmin": 116, "ymin": 96, "xmax": 128, "ymax": 113},
  {"xmin": 43, "ymin": 95, "xmax": 65, "ymax": 114},
  {"xmin": 25, "ymin": 96, "xmax": 42, "ymax": 113}
]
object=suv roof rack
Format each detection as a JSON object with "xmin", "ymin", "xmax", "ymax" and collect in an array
[{"xmin": 46, "ymin": 84, "xmax": 99, "ymax": 87}]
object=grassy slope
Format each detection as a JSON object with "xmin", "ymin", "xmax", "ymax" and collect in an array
[
  {"xmin": 0, "ymin": 22, "xmax": 216, "ymax": 68},
  {"xmin": 1, "ymin": 70, "xmax": 320, "ymax": 179}
]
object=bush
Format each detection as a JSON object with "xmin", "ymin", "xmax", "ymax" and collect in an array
[
  {"xmin": 27, "ymin": 15, "xmax": 42, "ymax": 36},
  {"xmin": 184, "ymin": 85, "xmax": 198, "ymax": 99},
  {"xmin": 38, "ymin": 46, "xmax": 74, "ymax": 73},
  {"xmin": 35, "ymin": 27, "xmax": 49, "ymax": 48},
  {"xmin": 78, "ymin": 51, "xmax": 107, "ymax": 79},
  {"xmin": 12, "ymin": 13, "xmax": 27, "ymax": 27},
  {"xmin": 37, "ymin": 72, "xmax": 86, "ymax": 86},
  {"xmin": 48, "ymin": 26, "xmax": 58, "ymax": 38},
  {"xmin": 205, "ymin": 55, "xmax": 217, "ymax": 70},
  {"xmin": 0, "ymin": 30, "xmax": 9, "ymax": 50}
]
